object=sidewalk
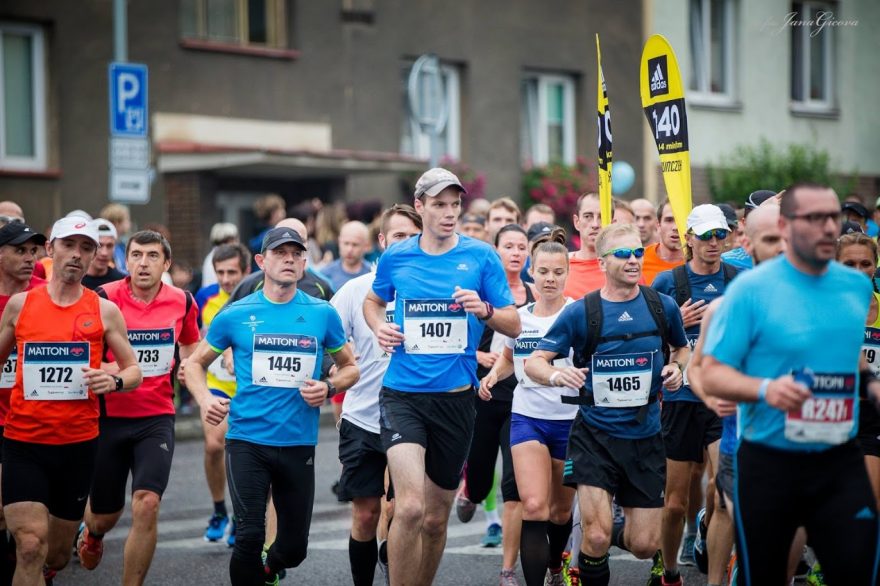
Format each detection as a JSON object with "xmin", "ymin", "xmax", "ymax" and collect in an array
[{"xmin": 174, "ymin": 403, "xmax": 337, "ymax": 441}]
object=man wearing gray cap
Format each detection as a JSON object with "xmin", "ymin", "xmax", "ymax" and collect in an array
[
  {"xmin": 0, "ymin": 217, "xmax": 142, "ymax": 584},
  {"xmin": 364, "ymin": 167, "xmax": 521, "ymax": 585}
]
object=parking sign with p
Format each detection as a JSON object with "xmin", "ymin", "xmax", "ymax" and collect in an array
[{"xmin": 109, "ymin": 63, "xmax": 148, "ymax": 137}]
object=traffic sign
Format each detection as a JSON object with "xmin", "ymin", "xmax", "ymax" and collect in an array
[
  {"xmin": 110, "ymin": 169, "xmax": 150, "ymax": 203},
  {"xmin": 110, "ymin": 137, "xmax": 150, "ymax": 169},
  {"xmin": 109, "ymin": 62, "xmax": 148, "ymax": 137}
]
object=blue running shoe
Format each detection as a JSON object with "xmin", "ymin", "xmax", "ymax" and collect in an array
[
  {"xmin": 227, "ymin": 517, "xmax": 237, "ymax": 547},
  {"xmin": 678, "ymin": 532, "xmax": 696, "ymax": 566},
  {"xmin": 204, "ymin": 513, "xmax": 228, "ymax": 542},
  {"xmin": 481, "ymin": 523, "xmax": 502, "ymax": 548},
  {"xmin": 693, "ymin": 507, "xmax": 708, "ymax": 574}
]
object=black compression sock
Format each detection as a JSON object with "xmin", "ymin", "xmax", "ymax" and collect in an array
[
  {"xmin": 547, "ymin": 517, "xmax": 573, "ymax": 569},
  {"xmin": 665, "ymin": 568, "xmax": 681, "ymax": 581},
  {"xmin": 519, "ymin": 520, "xmax": 549, "ymax": 586},
  {"xmin": 578, "ymin": 551, "xmax": 610, "ymax": 586},
  {"xmin": 214, "ymin": 500, "xmax": 228, "ymax": 517},
  {"xmin": 348, "ymin": 535, "xmax": 378, "ymax": 586},
  {"xmin": 611, "ymin": 520, "xmax": 628, "ymax": 551}
]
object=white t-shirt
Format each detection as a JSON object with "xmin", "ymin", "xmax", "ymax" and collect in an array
[
  {"xmin": 331, "ymin": 271, "xmax": 394, "ymax": 434},
  {"xmin": 505, "ymin": 299, "xmax": 579, "ymax": 420}
]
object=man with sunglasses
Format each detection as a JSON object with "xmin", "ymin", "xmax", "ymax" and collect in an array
[
  {"xmin": 651, "ymin": 205, "xmax": 736, "ymax": 586},
  {"xmin": 527, "ymin": 223, "xmax": 689, "ymax": 585},
  {"xmin": 701, "ymin": 183, "xmax": 880, "ymax": 584}
]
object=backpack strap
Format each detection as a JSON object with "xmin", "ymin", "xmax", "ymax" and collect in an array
[
  {"xmin": 581, "ymin": 290, "xmax": 604, "ymax": 367},
  {"xmin": 639, "ymin": 285, "xmax": 671, "ymax": 366},
  {"xmin": 672, "ymin": 264, "xmax": 690, "ymax": 307},
  {"xmin": 721, "ymin": 262, "xmax": 738, "ymax": 285}
]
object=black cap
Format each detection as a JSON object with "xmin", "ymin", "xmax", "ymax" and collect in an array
[
  {"xmin": 745, "ymin": 190, "xmax": 777, "ymax": 210},
  {"xmin": 842, "ymin": 202, "xmax": 870, "ymax": 219},
  {"xmin": 716, "ymin": 203, "xmax": 739, "ymax": 229},
  {"xmin": 459, "ymin": 213, "xmax": 485, "ymax": 226},
  {"xmin": 841, "ymin": 221, "xmax": 864, "ymax": 236},
  {"xmin": 527, "ymin": 222, "xmax": 557, "ymax": 242},
  {"xmin": 260, "ymin": 227, "xmax": 307, "ymax": 253},
  {"xmin": 0, "ymin": 222, "xmax": 47, "ymax": 247}
]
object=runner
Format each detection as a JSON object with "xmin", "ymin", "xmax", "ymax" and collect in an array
[
  {"xmin": 701, "ymin": 182, "xmax": 880, "ymax": 584},
  {"xmin": 564, "ymin": 193, "xmax": 605, "ymax": 299},
  {"xmin": 631, "ymin": 199, "xmax": 659, "ymax": 246},
  {"xmin": 331, "ymin": 204, "xmax": 421, "ymax": 586},
  {"xmin": 82, "ymin": 219, "xmax": 125, "ymax": 290},
  {"xmin": 458, "ymin": 213, "xmax": 488, "ymax": 242},
  {"xmin": 457, "ymin": 223, "xmax": 536, "ymax": 583},
  {"xmin": 479, "ymin": 237, "xmax": 579, "ymax": 586},
  {"xmin": 641, "ymin": 199, "xmax": 684, "ymax": 285},
  {"xmin": 486, "ymin": 198, "xmax": 522, "ymax": 241},
  {"xmin": 194, "ymin": 243, "xmax": 251, "ymax": 545},
  {"xmin": 720, "ymin": 190, "xmax": 777, "ymax": 271},
  {"xmin": 363, "ymin": 167, "xmax": 520, "ymax": 585},
  {"xmin": 0, "ymin": 217, "xmax": 142, "ymax": 585},
  {"xmin": 185, "ymin": 226, "xmax": 359, "ymax": 585},
  {"xmin": 651, "ymin": 205, "xmax": 734, "ymax": 586},
  {"xmin": 526, "ymin": 223, "xmax": 689, "ymax": 585},
  {"xmin": 76, "ymin": 230, "xmax": 201, "ymax": 584}
]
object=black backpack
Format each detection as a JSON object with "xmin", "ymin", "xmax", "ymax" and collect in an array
[{"xmin": 670, "ymin": 262, "xmax": 738, "ymax": 307}]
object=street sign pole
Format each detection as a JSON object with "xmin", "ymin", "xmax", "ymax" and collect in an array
[
  {"xmin": 407, "ymin": 54, "xmax": 448, "ymax": 168},
  {"xmin": 108, "ymin": 62, "xmax": 151, "ymax": 203}
]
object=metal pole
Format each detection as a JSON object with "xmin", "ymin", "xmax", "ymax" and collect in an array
[{"xmin": 114, "ymin": 0, "xmax": 127, "ymax": 62}]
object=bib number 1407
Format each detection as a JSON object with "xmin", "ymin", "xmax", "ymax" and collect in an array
[{"xmin": 420, "ymin": 322, "xmax": 451, "ymax": 338}]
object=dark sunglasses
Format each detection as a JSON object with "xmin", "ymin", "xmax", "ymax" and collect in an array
[
  {"xmin": 694, "ymin": 229, "xmax": 729, "ymax": 241},
  {"xmin": 603, "ymin": 247, "xmax": 645, "ymax": 259}
]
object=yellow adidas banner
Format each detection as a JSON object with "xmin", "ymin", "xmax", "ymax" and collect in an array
[
  {"xmin": 596, "ymin": 35, "xmax": 613, "ymax": 227},
  {"xmin": 639, "ymin": 34, "xmax": 692, "ymax": 240}
]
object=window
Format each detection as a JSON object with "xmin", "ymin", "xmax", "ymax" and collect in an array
[
  {"xmin": 791, "ymin": 1, "xmax": 833, "ymax": 109},
  {"xmin": 181, "ymin": 0, "xmax": 287, "ymax": 48},
  {"xmin": 689, "ymin": 0, "xmax": 734, "ymax": 99},
  {"xmin": 0, "ymin": 23, "xmax": 46, "ymax": 170},
  {"xmin": 400, "ymin": 62, "xmax": 461, "ymax": 161},
  {"xmin": 521, "ymin": 74, "xmax": 575, "ymax": 166}
]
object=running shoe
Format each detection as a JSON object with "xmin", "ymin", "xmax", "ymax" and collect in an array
[
  {"xmin": 76, "ymin": 525, "xmax": 104, "ymax": 570},
  {"xmin": 545, "ymin": 567, "xmax": 565, "ymax": 585},
  {"xmin": 612, "ymin": 499, "xmax": 625, "ymax": 525},
  {"xmin": 646, "ymin": 550, "xmax": 663, "ymax": 586},
  {"xmin": 204, "ymin": 513, "xmax": 229, "ymax": 542},
  {"xmin": 481, "ymin": 523, "xmax": 503, "ymax": 547},
  {"xmin": 693, "ymin": 508, "xmax": 708, "ymax": 574},
  {"xmin": 678, "ymin": 532, "xmax": 696, "ymax": 566},
  {"xmin": 262, "ymin": 546, "xmax": 287, "ymax": 581},
  {"xmin": 499, "ymin": 568, "xmax": 521, "ymax": 586},
  {"xmin": 727, "ymin": 553, "xmax": 738, "ymax": 586},
  {"xmin": 43, "ymin": 565, "xmax": 56, "ymax": 586},
  {"xmin": 455, "ymin": 488, "xmax": 477, "ymax": 523},
  {"xmin": 226, "ymin": 517, "xmax": 237, "ymax": 548},
  {"xmin": 565, "ymin": 567, "xmax": 580, "ymax": 586},
  {"xmin": 805, "ymin": 561, "xmax": 827, "ymax": 586},
  {"xmin": 661, "ymin": 573, "xmax": 683, "ymax": 586},
  {"xmin": 377, "ymin": 539, "xmax": 390, "ymax": 586}
]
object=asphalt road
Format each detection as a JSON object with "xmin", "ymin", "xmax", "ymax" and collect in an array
[{"xmin": 61, "ymin": 420, "xmax": 705, "ymax": 585}]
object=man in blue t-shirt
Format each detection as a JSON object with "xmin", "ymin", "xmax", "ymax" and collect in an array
[
  {"xmin": 363, "ymin": 167, "xmax": 520, "ymax": 586},
  {"xmin": 651, "ymin": 204, "xmax": 733, "ymax": 582},
  {"xmin": 527, "ymin": 223, "xmax": 689, "ymax": 585},
  {"xmin": 185, "ymin": 227, "xmax": 359, "ymax": 586},
  {"xmin": 702, "ymin": 183, "xmax": 880, "ymax": 585}
]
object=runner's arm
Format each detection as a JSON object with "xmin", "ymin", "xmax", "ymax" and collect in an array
[
  {"xmin": 662, "ymin": 344, "xmax": 690, "ymax": 391},
  {"xmin": 484, "ymin": 305, "xmax": 521, "ymax": 339},
  {"xmin": 364, "ymin": 290, "xmax": 403, "ymax": 352},
  {"xmin": 702, "ymin": 356, "xmax": 811, "ymax": 411},
  {"xmin": 0, "ymin": 293, "xmax": 24, "ymax": 364},
  {"xmin": 479, "ymin": 346, "xmax": 515, "ymax": 401},
  {"xmin": 184, "ymin": 339, "xmax": 229, "ymax": 425},
  {"xmin": 96, "ymin": 299, "xmax": 143, "ymax": 393},
  {"xmin": 300, "ymin": 343, "xmax": 359, "ymax": 407},
  {"xmin": 525, "ymin": 349, "xmax": 588, "ymax": 390},
  {"xmin": 686, "ymin": 301, "xmax": 737, "ymax": 417},
  {"xmin": 176, "ymin": 341, "xmax": 200, "ymax": 383}
]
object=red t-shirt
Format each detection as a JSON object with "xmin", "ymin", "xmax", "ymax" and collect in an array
[
  {"xmin": 563, "ymin": 256, "xmax": 605, "ymax": 300},
  {"xmin": 99, "ymin": 278, "xmax": 200, "ymax": 418},
  {"xmin": 0, "ymin": 274, "xmax": 47, "ymax": 426}
]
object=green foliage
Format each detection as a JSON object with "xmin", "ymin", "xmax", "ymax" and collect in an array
[{"xmin": 707, "ymin": 139, "xmax": 857, "ymax": 202}]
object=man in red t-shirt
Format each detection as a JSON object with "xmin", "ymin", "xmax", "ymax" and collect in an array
[
  {"xmin": 76, "ymin": 230, "xmax": 200, "ymax": 584},
  {"xmin": 564, "ymin": 193, "xmax": 606, "ymax": 299}
]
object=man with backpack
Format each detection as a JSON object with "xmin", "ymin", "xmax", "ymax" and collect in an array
[
  {"xmin": 651, "ymin": 204, "xmax": 737, "ymax": 585},
  {"xmin": 526, "ymin": 223, "xmax": 689, "ymax": 585}
]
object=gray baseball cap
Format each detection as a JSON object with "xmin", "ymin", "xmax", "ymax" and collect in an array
[{"xmin": 414, "ymin": 167, "xmax": 466, "ymax": 199}]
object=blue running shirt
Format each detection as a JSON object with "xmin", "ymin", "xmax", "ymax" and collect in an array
[
  {"xmin": 372, "ymin": 234, "xmax": 514, "ymax": 393},
  {"xmin": 536, "ymin": 291, "xmax": 687, "ymax": 439},
  {"xmin": 703, "ymin": 256, "xmax": 871, "ymax": 452},
  {"xmin": 206, "ymin": 289, "xmax": 346, "ymax": 446}
]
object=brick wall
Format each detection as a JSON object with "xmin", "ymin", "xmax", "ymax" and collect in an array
[{"xmin": 164, "ymin": 172, "xmax": 204, "ymax": 267}]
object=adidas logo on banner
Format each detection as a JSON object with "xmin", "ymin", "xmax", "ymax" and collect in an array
[
  {"xmin": 651, "ymin": 64, "xmax": 666, "ymax": 90},
  {"xmin": 648, "ymin": 55, "xmax": 669, "ymax": 97},
  {"xmin": 618, "ymin": 311, "xmax": 633, "ymax": 322},
  {"xmin": 704, "ymin": 283, "xmax": 718, "ymax": 293}
]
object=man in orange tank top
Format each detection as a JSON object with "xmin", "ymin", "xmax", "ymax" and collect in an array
[
  {"xmin": 563, "ymin": 193, "xmax": 606, "ymax": 299},
  {"xmin": 641, "ymin": 199, "xmax": 686, "ymax": 286},
  {"xmin": 0, "ymin": 217, "xmax": 142, "ymax": 585}
]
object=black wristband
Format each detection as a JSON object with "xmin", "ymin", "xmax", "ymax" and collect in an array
[
  {"xmin": 860, "ymin": 368, "xmax": 877, "ymax": 400},
  {"xmin": 480, "ymin": 301, "xmax": 495, "ymax": 321},
  {"xmin": 323, "ymin": 379, "xmax": 337, "ymax": 398}
]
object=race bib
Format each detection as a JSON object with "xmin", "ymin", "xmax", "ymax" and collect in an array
[
  {"xmin": 785, "ymin": 372, "xmax": 855, "ymax": 445},
  {"xmin": 681, "ymin": 333, "xmax": 699, "ymax": 387},
  {"xmin": 514, "ymin": 337, "xmax": 542, "ymax": 387},
  {"xmin": 403, "ymin": 298, "xmax": 467, "ymax": 355},
  {"xmin": 374, "ymin": 308, "xmax": 395, "ymax": 362},
  {"xmin": 128, "ymin": 328, "xmax": 175, "ymax": 377},
  {"xmin": 0, "ymin": 349, "xmax": 16, "ymax": 388},
  {"xmin": 208, "ymin": 354, "xmax": 236, "ymax": 383},
  {"xmin": 863, "ymin": 327, "xmax": 880, "ymax": 377},
  {"xmin": 591, "ymin": 352, "xmax": 653, "ymax": 408},
  {"xmin": 251, "ymin": 333, "xmax": 318, "ymax": 388},
  {"xmin": 22, "ymin": 342, "xmax": 90, "ymax": 401}
]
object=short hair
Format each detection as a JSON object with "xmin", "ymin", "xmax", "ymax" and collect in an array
[
  {"xmin": 837, "ymin": 232, "xmax": 879, "ymax": 264},
  {"xmin": 253, "ymin": 194, "xmax": 286, "ymax": 222},
  {"xmin": 780, "ymin": 182, "xmax": 832, "ymax": 217},
  {"xmin": 380, "ymin": 204, "xmax": 422, "ymax": 235},
  {"xmin": 531, "ymin": 241, "xmax": 570, "ymax": 268},
  {"xmin": 525, "ymin": 203, "xmax": 555, "ymax": 222},
  {"xmin": 99, "ymin": 203, "xmax": 130, "ymax": 226},
  {"xmin": 575, "ymin": 193, "xmax": 599, "ymax": 215},
  {"xmin": 494, "ymin": 223, "xmax": 528, "ymax": 247},
  {"xmin": 595, "ymin": 223, "xmax": 640, "ymax": 257},
  {"xmin": 213, "ymin": 243, "xmax": 250, "ymax": 272},
  {"xmin": 656, "ymin": 198, "xmax": 672, "ymax": 222},
  {"xmin": 488, "ymin": 197, "xmax": 522, "ymax": 223},
  {"xmin": 210, "ymin": 222, "xmax": 239, "ymax": 246},
  {"xmin": 126, "ymin": 230, "xmax": 172, "ymax": 261},
  {"xmin": 613, "ymin": 198, "xmax": 634, "ymax": 218}
]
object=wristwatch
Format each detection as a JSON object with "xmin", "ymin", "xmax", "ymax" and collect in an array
[
  {"xmin": 480, "ymin": 301, "xmax": 495, "ymax": 321},
  {"xmin": 324, "ymin": 379, "xmax": 337, "ymax": 398},
  {"xmin": 113, "ymin": 375, "xmax": 124, "ymax": 392}
]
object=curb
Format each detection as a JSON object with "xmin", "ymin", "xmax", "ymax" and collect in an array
[{"xmin": 175, "ymin": 404, "xmax": 337, "ymax": 441}]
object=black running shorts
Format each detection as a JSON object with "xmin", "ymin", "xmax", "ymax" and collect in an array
[
  {"xmin": 661, "ymin": 401, "xmax": 722, "ymax": 462},
  {"xmin": 337, "ymin": 418, "xmax": 386, "ymax": 501}
]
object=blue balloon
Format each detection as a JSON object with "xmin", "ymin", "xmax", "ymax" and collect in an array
[{"xmin": 611, "ymin": 161, "xmax": 635, "ymax": 195}]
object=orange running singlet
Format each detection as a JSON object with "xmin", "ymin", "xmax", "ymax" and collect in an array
[{"xmin": 6, "ymin": 286, "xmax": 105, "ymax": 444}]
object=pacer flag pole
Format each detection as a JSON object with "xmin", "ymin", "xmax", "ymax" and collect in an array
[
  {"xmin": 596, "ymin": 34, "xmax": 613, "ymax": 227},
  {"xmin": 640, "ymin": 34, "xmax": 692, "ymax": 240}
]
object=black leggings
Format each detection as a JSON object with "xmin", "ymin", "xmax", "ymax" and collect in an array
[
  {"xmin": 735, "ymin": 440, "xmax": 880, "ymax": 585},
  {"xmin": 464, "ymin": 398, "xmax": 518, "ymax": 503},
  {"xmin": 226, "ymin": 440, "xmax": 315, "ymax": 586}
]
